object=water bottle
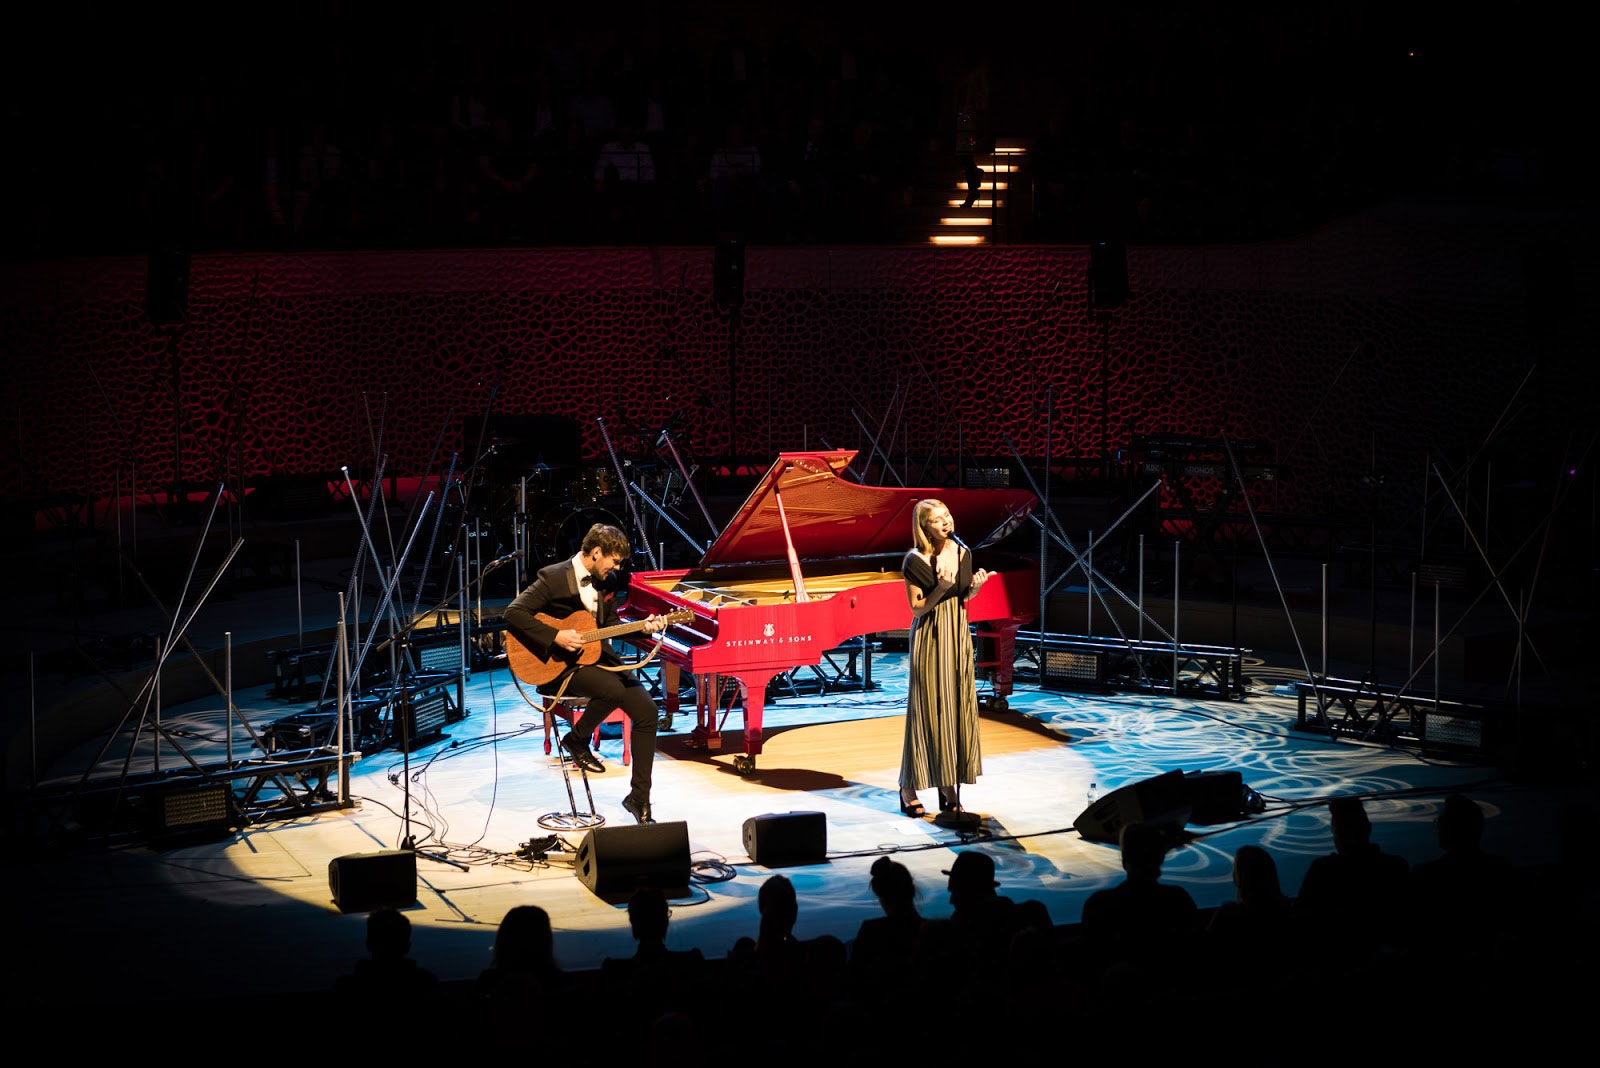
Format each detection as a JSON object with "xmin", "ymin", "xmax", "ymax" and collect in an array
[{"xmin": 1086, "ymin": 781, "xmax": 1099, "ymax": 806}]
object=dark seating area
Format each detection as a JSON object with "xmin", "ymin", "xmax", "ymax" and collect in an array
[
  {"xmin": 275, "ymin": 794, "xmax": 1587, "ymax": 1051},
  {"xmin": 6, "ymin": 4, "xmax": 1578, "ymax": 256}
]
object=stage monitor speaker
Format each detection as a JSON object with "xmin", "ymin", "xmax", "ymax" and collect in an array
[
  {"xmin": 329, "ymin": 849, "xmax": 417, "ymax": 912},
  {"xmin": 713, "ymin": 234, "xmax": 745, "ymax": 307},
  {"xmin": 145, "ymin": 245, "xmax": 191, "ymax": 327},
  {"xmin": 1182, "ymin": 769, "xmax": 1246, "ymax": 823},
  {"xmin": 743, "ymin": 811, "xmax": 827, "ymax": 867},
  {"xmin": 575, "ymin": 821, "xmax": 690, "ymax": 897},
  {"xmin": 1074, "ymin": 769, "xmax": 1190, "ymax": 844}
]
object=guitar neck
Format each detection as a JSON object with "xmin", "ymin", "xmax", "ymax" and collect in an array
[{"xmin": 581, "ymin": 619, "xmax": 655, "ymax": 644}]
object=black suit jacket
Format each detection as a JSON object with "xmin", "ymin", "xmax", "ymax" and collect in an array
[{"xmin": 503, "ymin": 559, "xmax": 624, "ymax": 669}]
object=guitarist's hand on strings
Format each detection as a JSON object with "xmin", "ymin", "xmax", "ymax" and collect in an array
[{"xmin": 557, "ymin": 615, "xmax": 665, "ymax": 653}]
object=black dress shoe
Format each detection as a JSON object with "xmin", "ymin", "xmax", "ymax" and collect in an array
[
  {"xmin": 621, "ymin": 792, "xmax": 654, "ymax": 824},
  {"xmin": 560, "ymin": 735, "xmax": 605, "ymax": 774}
]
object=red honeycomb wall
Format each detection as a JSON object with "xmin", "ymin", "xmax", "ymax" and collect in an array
[{"xmin": 4, "ymin": 214, "xmax": 1590, "ymax": 524}]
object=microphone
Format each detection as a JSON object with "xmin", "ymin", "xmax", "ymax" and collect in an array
[{"xmin": 486, "ymin": 549, "xmax": 525, "ymax": 569}]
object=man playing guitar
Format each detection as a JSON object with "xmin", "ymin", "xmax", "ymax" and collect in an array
[{"xmin": 503, "ymin": 524, "xmax": 668, "ymax": 824}]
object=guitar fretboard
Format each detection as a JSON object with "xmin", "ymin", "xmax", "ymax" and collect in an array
[{"xmin": 578, "ymin": 609, "xmax": 691, "ymax": 644}]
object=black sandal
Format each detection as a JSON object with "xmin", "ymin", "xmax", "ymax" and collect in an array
[
  {"xmin": 900, "ymin": 797, "xmax": 927, "ymax": 818},
  {"xmin": 939, "ymin": 789, "xmax": 963, "ymax": 814}
]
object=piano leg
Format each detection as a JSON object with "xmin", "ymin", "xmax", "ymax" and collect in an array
[
  {"xmin": 692, "ymin": 673, "xmax": 722, "ymax": 752},
  {"xmin": 978, "ymin": 620, "xmax": 1022, "ymax": 712},
  {"xmin": 662, "ymin": 663, "xmax": 681, "ymax": 732},
  {"xmin": 730, "ymin": 670, "xmax": 779, "ymax": 775}
]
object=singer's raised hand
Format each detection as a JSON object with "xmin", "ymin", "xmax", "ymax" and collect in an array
[{"xmin": 970, "ymin": 567, "xmax": 992, "ymax": 596}]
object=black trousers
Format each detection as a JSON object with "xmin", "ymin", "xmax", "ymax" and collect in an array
[{"xmin": 546, "ymin": 664, "xmax": 659, "ymax": 798}]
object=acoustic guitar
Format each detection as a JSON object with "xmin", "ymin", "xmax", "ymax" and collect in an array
[{"xmin": 505, "ymin": 608, "xmax": 693, "ymax": 686}]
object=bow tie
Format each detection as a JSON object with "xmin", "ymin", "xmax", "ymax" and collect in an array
[{"xmin": 580, "ymin": 575, "xmax": 594, "ymax": 586}]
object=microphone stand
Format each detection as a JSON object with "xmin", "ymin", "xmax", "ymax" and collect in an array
[{"xmin": 370, "ymin": 550, "xmax": 523, "ymax": 865}]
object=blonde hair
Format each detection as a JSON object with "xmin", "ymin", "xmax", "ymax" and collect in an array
[{"xmin": 912, "ymin": 499, "xmax": 949, "ymax": 555}]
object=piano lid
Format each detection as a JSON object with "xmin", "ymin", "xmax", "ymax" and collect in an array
[{"xmin": 698, "ymin": 450, "xmax": 1038, "ymax": 568}]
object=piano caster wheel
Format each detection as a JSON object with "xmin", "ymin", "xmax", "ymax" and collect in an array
[
  {"xmin": 733, "ymin": 755, "xmax": 757, "ymax": 777},
  {"xmin": 979, "ymin": 695, "xmax": 1009, "ymax": 713}
]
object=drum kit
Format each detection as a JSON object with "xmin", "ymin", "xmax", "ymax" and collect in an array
[{"xmin": 484, "ymin": 418, "xmax": 703, "ymax": 571}]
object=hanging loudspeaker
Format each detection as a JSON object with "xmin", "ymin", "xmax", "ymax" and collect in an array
[
  {"xmin": 713, "ymin": 234, "xmax": 746, "ymax": 307},
  {"xmin": 1088, "ymin": 240, "xmax": 1128, "ymax": 309},
  {"xmin": 145, "ymin": 245, "xmax": 191, "ymax": 327}
]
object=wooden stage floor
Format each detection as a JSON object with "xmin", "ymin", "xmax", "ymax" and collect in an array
[{"xmin": 19, "ymin": 651, "xmax": 1578, "ymax": 1005}]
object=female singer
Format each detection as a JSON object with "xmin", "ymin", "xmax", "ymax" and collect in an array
[{"xmin": 899, "ymin": 499, "xmax": 991, "ymax": 817}]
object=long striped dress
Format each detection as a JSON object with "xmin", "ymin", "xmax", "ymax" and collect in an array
[{"xmin": 899, "ymin": 547, "xmax": 981, "ymax": 791}]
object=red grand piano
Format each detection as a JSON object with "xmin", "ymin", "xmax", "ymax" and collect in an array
[{"xmin": 619, "ymin": 451, "xmax": 1038, "ymax": 773}]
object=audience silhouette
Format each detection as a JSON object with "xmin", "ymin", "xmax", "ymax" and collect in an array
[
  {"xmin": 333, "ymin": 907, "xmax": 439, "ymax": 1001},
  {"xmin": 1297, "ymin": 796, "xmax": 1410, "ymax": 960},
  {"xmin": 308, "ymin": 789, "xmax": 1571, "ymax": 1053},
  {"xmin": 1409, "ymin": 793, "xmax": 1515, "ymax": 964},
  {"xmin": 1080, "ymin": 822, "xmax": 1199, "ymax": 974},
  {"xmin": 850, "ymin": 857, "xmax": 923, "ymax": 983},
  {"xmin": 478, "ymin": 904, "xmax": 561, "ymax": 1005},
  {"xmin": 603, "ymin": 886, "xmax": 706, "ymax": 989}
]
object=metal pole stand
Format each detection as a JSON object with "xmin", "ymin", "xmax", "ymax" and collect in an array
[{"xmin": 538, "ymin": 698, "xmax": 606, "ymax": 831}]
